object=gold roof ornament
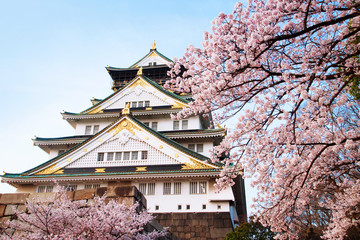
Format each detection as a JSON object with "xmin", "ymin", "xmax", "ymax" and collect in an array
[
  {"xmin": 137, "ymin": 66, "xmax": 143, "ymax": 76},
  {"xmin": 151, "ymin": 40, "xmax": 156, "ymax": 50},
  {"xmin": 122, "ymin": 103, "xmax": 130, "ymax": 115}
]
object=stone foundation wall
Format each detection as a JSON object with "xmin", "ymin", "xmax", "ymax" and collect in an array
[
  {"xmin": 0, "ymin": 186, "xmax": 148, "ymax": 231},
  {"xmin": 155, "ymin": 212, "xmax": 233, "ymax": 240}
]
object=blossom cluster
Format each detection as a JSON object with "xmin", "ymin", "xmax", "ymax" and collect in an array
[{"xmin": 166, "ymin": 0, "xmax": 360, "ymax": 239}]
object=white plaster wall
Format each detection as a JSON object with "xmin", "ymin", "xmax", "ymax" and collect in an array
[
  {"xmin": 75, "ymin": 119, "xmax": 114, "ymax": 136},
  {"xmin": 142, "ymin": 116, "xmax": 200, "ymax": 131},
  {"xmin": 135, "ymin": 180, "xmax": 233, "ymax": 213},
  {"xmin": 179, "ymin": 142, "xmax": 214, "ymax": 158}
]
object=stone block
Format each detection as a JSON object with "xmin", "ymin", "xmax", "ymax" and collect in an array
[
  {"xmin": 73, "ymin": 189, "xmax": 96, "ymax": 201},
  {"xmin": 0, "ymin": 193, "xmax": 29, "ymax": 204},
  {"xmin": 4, "ymin": 205, "xmax": 17, "ymax": 216},
  {"xmin": 17, "ymin": 204, "xmax": 27, "ymax": 213},
  {"xmin": 29, "ymin": 192, "xmax": 57, "ymax": 203},
  {"xmin": 0, "ymin": 205, "xmax": 6, "ymax": 217},
  {"xmin": 0, "ymin": 216, "xmax": 11, "ymax": 228}
]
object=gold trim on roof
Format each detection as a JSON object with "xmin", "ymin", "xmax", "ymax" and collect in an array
[
  {"xmin": 130, "ymin": 78, "xmax": 150, "ymax": 89},
  {"xmin": 182, "ymin": 158, "xmax": 212, "ymax": 170},
  {"xmin": 172, "ymin": 101, "xmax": 188, "ymax": 109},
  {"xmin": 95, "ymin": 168, "xmax": 106, "ymax": 173},
  {"xmin": 137, "ymin": 66, "xmax": 143, "ymax": 75},
  {"xmin": 122, "ymin": 103, "xmax": 130, "ymax": 115},
  {"xmin": 151, "ymin": 41, "xmax": 156, "ymax": 50},
  {"xmin": 136, "ymin": 167, "xmax": 147, "ymax": 172},
  {"xmin": 87, "ymin": 106, "xmax": 103, "ymax": 114},
  {"xmin": 35, "ymin": 164, "xmax": 61, "ymax": 175},
  {"xmin": 107, "ymin": 118, "xmax": 141, "ymax": 136}
]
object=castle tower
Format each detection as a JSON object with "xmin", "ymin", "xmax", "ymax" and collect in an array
[{"xmin": 2, "ymin": 44, "xmax": 246, "ymax": 239}]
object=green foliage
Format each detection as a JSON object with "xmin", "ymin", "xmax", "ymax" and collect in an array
[{"xmin": 225, "ymin": 219, "xmax": 275, "ymax": 240}]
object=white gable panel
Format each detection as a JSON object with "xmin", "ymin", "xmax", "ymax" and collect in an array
[
  {"xmin": 66, "ymin": 131, "xmax": 180, "ymax": 168},
  {"xmin": 106, "ymin": 87, "xmax": 169, "ymax": 110},
  {"xmin": 135, "ymin": 54, "xmax": 171, "ymax": 68}
]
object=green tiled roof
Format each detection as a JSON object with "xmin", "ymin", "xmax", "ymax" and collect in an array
[
  {"xmin": 3, "ymin": 114, "xmax": 220, "ymax": 178},
  {"xmin": 78, "ymin": 74, "xmax": 188, "ymax": 114},
  {"xmin": 129, "ymin": 49, "xmax": 173, "ymax": 68},
  {"xmin": 3, "ymin": 168, "xmax": 221, "ymax": 179}
]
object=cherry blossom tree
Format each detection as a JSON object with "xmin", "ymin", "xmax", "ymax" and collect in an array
[
  {"xmin": 166, "ymin": 0, "xmax": 360, "ymax": 239},
  {"xmin": 0, "ymin": 187, "xmax": 166, "ymax": 240}
]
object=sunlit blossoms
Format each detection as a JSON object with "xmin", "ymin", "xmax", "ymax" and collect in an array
[
  {"xmin": 166, "ymin": 0, "xmax": 360, "ymax": 239},
  {"xmin": 0, "ymin": 187, "xmax": 166, "ymax": 239}
]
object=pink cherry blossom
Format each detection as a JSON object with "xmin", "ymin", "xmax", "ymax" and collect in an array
[{"xmin": 167, "ymin": 0, "xmax": 360, "ymax": 239}]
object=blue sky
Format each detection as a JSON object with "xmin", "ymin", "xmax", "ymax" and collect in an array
[{"xmin": 0, "ymin": 0, "xmax": 255, "ymax": 214}]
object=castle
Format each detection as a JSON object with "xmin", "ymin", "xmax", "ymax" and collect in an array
[{"xmin": 2, "ymin": 43, "xmax": 246, "ymax": 239}]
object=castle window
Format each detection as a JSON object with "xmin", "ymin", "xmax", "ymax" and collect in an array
[
  {"xmin": 123, "ymin": 152, "xmax": 130, "ymax": 160},
  {"xmin": 145, "ymin": 101, "xmax": 150, "ymax": 107},
  {"xmin": 188, "ymin": 144, "xmax": 203, "ymax": 153},
  {"xmin": 173, "ymin": 121, "xmax": 180, "ymax": 130},
  {"xmin": 178, "ymin": 205, "xmax": 182, "ymax": 210},
  {"xmin": 85, "ymin": 184, "xmax": 100, "ymax": 189},
  {"xmin": 186, "ymin": 205, "xmax": 190, "ymax": 210},
  {"xmin": 97, "ymin": 153, "xmax": 104, "ymax": 162},
  {"xmin": 37, "ymin": 185, "xmax": 53, "ymax": 193},
  {"xmin": 139, "ymin": 183, "xmax": 147, "ymax": 194},
  {"xmin": 144, "ymin": 122, "xmax": 150, "ymax": 127},
  {"xmin": 107, "ymin": 152, "xmax": 114, "ymax": 161},
  {"xmin": 141, "ymin": 151, "xmax": 148, "ymax": 160},
  {"xmin": 174, "ymin": 182, "xmax": 181, "ymax": 195},
  {"xmin": 85, "ymin": 125, "xmax": 92, "ymax": 135},
  {"xmin": 138, "ymin": 101, "xmax": 144, "ymax": 107},
  {"xmin": 203, "ymin": 204, "xmax": 207, "ymax": 210},
  {"xmin": 199, "ymin": 181, "xmax": 207, "ymax": 194},
  {"xmin": 153, "ymin": 62, "xmax": 157, "ymax": 66},
  {"xmin": 131, "ymin": 151, "xmax": 138, "ymax": 160},
  {"xmin": 148, "ymin": 183, "xmax": 155, "ymax": 195},
  {"xmin": 190, "ymin": 182, "xmax": 198, "ymax": 194},
  {"xmin": 93, "ymin": 125, "xmax": 100, "ymax": 134},
  {"xmin": 115, "ymin": 152, "xmax": 122, "ymax": 160},
  {"xmin": 155, "ymin": 205, "xmax": 159, "ymax": 210},
  {"xmin": 182, "ymin": 120, "xmax": 188, "ymax": 130},
  {"xmin": 151, "ymin": 122, "xmax": 158, "ymax": 131},
  {"xmin": 139, "ymin": 182, "xmax": 155, "ymax": 195},
  {"xmin": 190, "ymin": 181, "xmax": 207, "ymax": 194},
  {"xmin": 188, "ymin": 144, "xmax": 195, "ymax": 151},
  {"xmin": 163, "ymin": 182, "xmax": 171, "ymax": 195},
  {"xmin": 217, "ymin": 205, "xmax": 221, "ymax": 210}
]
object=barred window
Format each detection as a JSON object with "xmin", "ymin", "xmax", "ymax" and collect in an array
[
  {"xmin": 145, "ymin": 101, "xmax": 150, "ymax": 107},
  {"xmin": 173, "ymin": 121, "xmax": 180, "ymax": 130},
  {"xmin": 46, "ymin": 186, "xmax": 53, "ymax": 193},
  {"xmin": 138, "ymin": 101, "xmax": 143, "ymax": 107},
  {"xmin": 93, "ymin": 125, "xmax": 100, "ymax": 134},
  {"xmin": 123, "ymin": 152, "xmax": 130, "ymax": 160},
  {"xmin": 131, "ymin": 102, "xmax": 137, "ymax": 108},
  {"xmin": 199, "ymin": 181, "xmax": 207, "ymax": 194},
  {"xmin": 85, "ymin": 184, "xmax": 92, "ymax": 190},
  {"xmin": 188, "ymin": 144, "xmax": 195, "ymax": 151},
  {"xmin": 148, "ymin": 183, "xmax": 155, "ymax": 195},
  {"xmin": 107, "ymin": 152, "xmax": 114, "ymax": 161},
  {"xmin": 139, "ymin": 183, "xmax": 147, "ymax": 195},
  {"xmin": 163, "ymin": 182, "xmax": 171, "ymax": 195},
  {"xmin": 85, "ymin": 125, "xmax": 92, "ymax": 135},
  {"xmin": 151, "ymin": 122, "xmax": 158, "ymax": 131},
  {"xmin": 141, "ymin": 151, "xmax": 148, "ymax": 160},
  {"xmin": 144, "ymin": 122, "xmax": 150, "ymax": 127},
  {"xmin": 97, "ymin": 153, "xmax": 104, "ymax": 162},
  {"xmin": 197, "ymin": 144, "xmax": 204, "ymax": 153},
  {"xmin": 131, "ymin": 151, "xmax": 138, "ymax": 160},
  {"xmin": 115, "ymin": 152, "xmax": 122, "ymax": 160},
  {"xmin": 37, "ymin": 186, "xmax": 46, "ymax": 193},
  {"xmin": 190, "ymin": 182, "xmax": 198, "ymax": 194},
  {"xmin": 182, "ymin": 120, "xmax": 188, "ymax": 130},
  {"xmin": 174, "ymin": 182, "xmax": 181, "ymax": 195}
]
